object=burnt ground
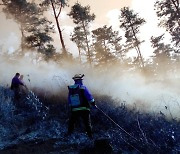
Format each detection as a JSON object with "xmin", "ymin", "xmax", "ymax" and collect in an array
[{"xmin": 0, "ymin": 87, "xmax": 180, "ymax": 154}]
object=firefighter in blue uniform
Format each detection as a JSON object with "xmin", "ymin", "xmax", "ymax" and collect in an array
[
  {"xmin": 67, "ymin": 74, "xmax": 96, "ymax": 138},
  {"xmin": 11, "ymin": 73, "xmax": 25, "ymax": 101}
]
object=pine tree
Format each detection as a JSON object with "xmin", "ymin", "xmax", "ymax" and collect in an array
[
  {"xmin": 70, "ymin": 26, "xmax": 86, "ymax": 63},
  {"xmin": 155, "ymin": 0, "xmax": 180, "ymax": 47},
  {"xmin": 2, "ymin": 0, "xmax": 38, "ymax": 52},
  {"xmin": 150, "ymin": 34, "xmax": 174, "ymax": 76},
  {"xmin": 119, "ymin": 7, "xmax": 146, "ymax": 68},
  {"xmin": 2, "ymin": 0, "xmax": 55, "ymax": 58},
  {"xmin": 108, "ymin": 29, "xmax": 124, "ymax": 60},
  {"xmin": 40, "ymin": 0, "xmax": 68, "ymax": 55},
  {"xmin": 69, "ymin": 2, "xmax": 95, "ymax": 65},
  {"xmin": 92, "ymin": 25, "xmax": 116, "ymax": 66}
]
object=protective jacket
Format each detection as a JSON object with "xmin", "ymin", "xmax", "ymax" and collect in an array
[
  {"xmin": 11, "ymin": 76, "xmax": 24, "ymax": 90},
  {"xmin": 68, "ymin": 80, "xmax": 94, "ymax": 111}
]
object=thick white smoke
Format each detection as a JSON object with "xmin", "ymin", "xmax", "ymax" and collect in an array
[
  {"xmin": 0, "ymin": 1, "xmax": 179, "ymax": 120},
  {"xmin": 0, "ymin": 55, "xmax": 180, "ymax": 120}
]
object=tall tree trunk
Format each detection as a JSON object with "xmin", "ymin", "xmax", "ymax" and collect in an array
[
  {"xmin": 134, "ymin": 46, "xmax": 143, "ymax": 67},
  {"xmin": 131, "ymin": 26, "xmax": 145, "ymax": 68},
  {"xmin": 20, "ymin": 24, "xmax": 25, "ymax": 55},
  {"xmin": 103, "ymin": 39, "xmax": 108, "ymax": 63},
  {"xmin": 19, "ymin": 7, "xmax": 25, "ymax": 56},
  {"xmin": 50, "ymin": 0, "xmax": 67, "ymax": 54},
  {"xmin": 82, "ymin": 21, "xmax": 91, "ymax": 65},
  {"xmin": 126, "ymin": 15, "xmax": 145, "ymax": 68},
  {"xmin": 135, "ymin": 43, "xmax": 145, "ymax": 68},
  {"xmin": 77, "ymin": 45, "xmax": 82, "ymax": 63}
]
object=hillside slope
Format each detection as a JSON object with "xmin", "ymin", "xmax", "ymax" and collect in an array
[{"xmin": 0, "ymin": 86, "xmax": 179, "ymax": 153}]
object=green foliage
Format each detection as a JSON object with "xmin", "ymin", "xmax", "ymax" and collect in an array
[
  {"xmin": 40, "ymin": 0, "xmax": 68, "ymax": 54},
  {"xmin": 92, "ymin": 26, "xmax": 117, "ymax": 66},
  {"xmin": 119, "ymin": 7, "xmax": 146, "ymax": 67},
  {"xmin": 119, "ymin": 7, "xmax": 146, "ymax": 44},
  {"xmin": 69, "ymin": 2, "xmax": 95, "ymax": 64},
  {"xmin": 70, "ymin": 26, "xmax": 86, "ymax": 51},
  {"xmin": 70, "ymin": 26, "xmax": 87, "ymax": 62},
  {"xmin": 151, "ymin": 34, "xmax": 174, "ymax": 60},
  {"xmin": 41, "ymin": 0, "xmax": 67, "ymax": 9},
  {"xmin": 108, "ymin": 30, "xmax": 122, "ymax": 53},
  {"xmin": 2, "ymin": 0, "xmax": 55, "ymax": 58},
  {"xmin": 69, "ymin": 2, "xmax": 95, "ymax": 25},
  {"xmin": 2, "ymin": 0, "xmax": 39, "ymax": 31},
  {"xmin": 25, "ymin": 32, "xmax": 53, "ymax": 48},
  {"xmin": 43, "ymin": 44, "xmax": 56, "ymax": 60},
  {"xmin": 154, "ymin": 0, "xmax": 180, "ymax": 47},
  {"xmin": 150, "ymin": 34, "xmax": 174, "ymax": 76},
  {"xmin": 92, "ymin": 26, "xmax": 112, "ymax": 42}
]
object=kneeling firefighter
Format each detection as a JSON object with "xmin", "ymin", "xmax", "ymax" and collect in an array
[{"xmin": 67, "ymin": 74, "xmax": 96, "ymax": 138}]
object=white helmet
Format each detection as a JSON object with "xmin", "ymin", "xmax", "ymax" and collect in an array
[{"xmin": 72, "ymin": 74, "xmax": 84, "ymax": 80}]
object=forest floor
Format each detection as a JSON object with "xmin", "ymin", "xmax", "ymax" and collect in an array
[{"xmin": 0, "ymin": 86, "xmax": 179, "ymax": 154}]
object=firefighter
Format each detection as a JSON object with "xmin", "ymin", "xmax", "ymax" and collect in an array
[
  {"xmin": 11, "ymin": 73, "xmax": 26, "ymax": 102},
  {"xmin": 67, "ymin": 74, "xmax": 96, "ymax": 138}
]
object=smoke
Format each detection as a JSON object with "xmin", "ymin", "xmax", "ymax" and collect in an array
[
  {"xmin": 87, "ymin": 67, "xmax": 180, "ymax": 119},
  {"xmin": 0, "ymin": 54, "xmax": 180, "ymax": 120},
  {"xmin": 0, "ymin": 2, "xmax": 179, "ymax": 120},
  {"xmin": 0, "ymin": 12, "xmax": 21, "ymax": 53}
]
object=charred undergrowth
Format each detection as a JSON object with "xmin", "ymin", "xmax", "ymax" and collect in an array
[{"xmin": 0, "ymin": 86, "xmax": 179, "ymax": 154}]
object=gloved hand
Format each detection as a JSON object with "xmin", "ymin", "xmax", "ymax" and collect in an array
[{"xmin": 91, "ymin": 101, "xmax": 97, "ymax": 109}]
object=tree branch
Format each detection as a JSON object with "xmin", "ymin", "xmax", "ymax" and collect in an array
[
  {"xmin": 50, "ymin": 0, "xmax": 57, "ymax": 18},
  {"xmin": 170, "ymin": 0, "xmax": 180, "ymax": 16},
  {"xmin": 57, "ymin": 2, "xmax": 63, "ymax": 18}
]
